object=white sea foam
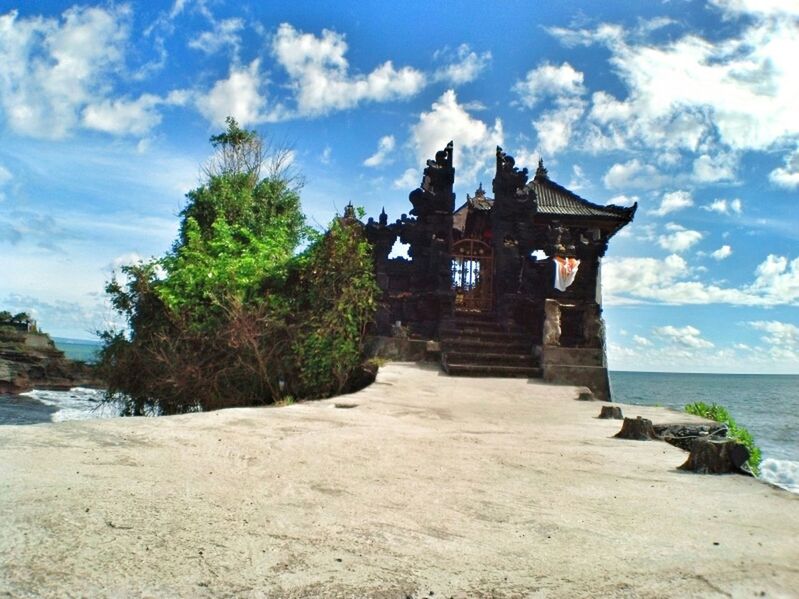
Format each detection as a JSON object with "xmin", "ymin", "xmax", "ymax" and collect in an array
[
  {"xmin": 759, "ymin": 458, "xmax": 799, "ymax": 494},
  {"xmin": 21, "ymin": 388, "xmax": 120, "ymax": 422}
]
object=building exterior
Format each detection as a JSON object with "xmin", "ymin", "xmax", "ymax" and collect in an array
[{"xmin": 364, "ymin": 143, "xmax": 636, "ymax": 400}]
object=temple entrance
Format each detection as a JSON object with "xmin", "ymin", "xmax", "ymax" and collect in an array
[{"xmin": 451, "ymin": 239, "xmax": 493, "ymax": 312}]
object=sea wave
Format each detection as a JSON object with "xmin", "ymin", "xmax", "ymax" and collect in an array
[
  {"xmin": 20, "ymin": 387, "xmax": 120, "ymax": 422},
  {"xmin": 759, "ymin": 458, "xmax": 799, "ymax": 494}
]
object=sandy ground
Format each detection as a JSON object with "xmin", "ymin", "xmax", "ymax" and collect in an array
[{"xmin": 0, "ymin": 363, "xmax": 797, "ymax": 598}]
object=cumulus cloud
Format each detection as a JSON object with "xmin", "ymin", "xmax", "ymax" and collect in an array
[
  {"xmin": 747, "ymin": 320, "xmax": 799, "ymax": 351},
  {"xmin": 82, "ymin": 94, "xmax": 165, "ymax": 136},
  {"xmin": 434, "ymin": 44, "xmax": 491, "ymax": 85},
  {"xmin": 393, "ymin": 168, "xmax": 419, "ymax": 190},
  {"xmin": 657, "ymin": 223, "xmax": 703, "ymax": 253},
  {"xmin": 703, "ymin": 198, "xmax": 743, "ymax": 215},
  {"xmin": 195, "ymin": 60, "xmax": 272, "ymax": 126},
  {"xmin": 692, "ymin": 152, "xmax": 737, "ymax": 183},
  {"xmin": 650, "ymin": 190, "xmax": 693, "ymax": 216},
  {"xmin": 711, "ymin": 245, "xmax": 733, "ymax": 260},
  {"xmin": 769, "ymin": 147, "xmax": 799, "ymax": 189},
  {"xmin": 513, "ymin": 62, "xmax": 587, "ymax": 157},
  {"xmin": 0, "ymin": 6, "xmax": 132, "ymax": 138},
  {"xmin": 750, "ymin": 254, "xmax": 799, "ymax": 300},
  {"xmin": 271, "ymin": 23, "xmax": 425, "ymax": 118},
  {"xmin": 409, "ymin": 90, "xmax": 503, "ymax": 182},
  {"xmin": 633, "ymin": 335, "xmax": 652, "ymax": 346},
  {"xmin": 604, "ymin": 250, "xmax": 799, "ymax": 306},
  {"xmin": 603, "ymin": 159, "xmax": 667, "ymax": 190},
  {"xmin": 512, "ymin": 62, "xmax": 585, "ymax": 109},
  {"xmin": 363, "ymin": 135, "xmax": 396, "ymax": 167},
  {"xmin": 654, "ymin": 325, "xmax": 714, "ymax": 349},
  {"xmin": 534, "ymin": 101, "xmax": 586, "ymax": 156},
  {"xmin": 551, "ymin": 8, "xmax": 799, "ymax": 159}
]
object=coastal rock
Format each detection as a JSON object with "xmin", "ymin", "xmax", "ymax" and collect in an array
[
  {"xmin": 678, "ymin": 438, "xmax": 750, "ymax": 475},
  {"xmin": 614, "ymin": 416, "xmax": 658, "ymax": 440},
  {"xmin": 0, "ymin": 326, "xmax": 100, "ymax": 395},
  {"xmin": 598, "ymin": 405, "xmax": 623, "ymax": 419}
]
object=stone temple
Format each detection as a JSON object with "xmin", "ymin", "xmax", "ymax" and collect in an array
[{"xmin": 361, "ymin": 143, "xmax": 636, "ymax": 400}]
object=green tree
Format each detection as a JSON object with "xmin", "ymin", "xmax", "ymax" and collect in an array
[{"xmin": 99, "ymin": 119, "xmax": 378, "ymax": 416}]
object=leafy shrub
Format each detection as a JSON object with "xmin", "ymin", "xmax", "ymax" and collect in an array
[{"xmin": 684, "ymin": 402, "xmax": 762, "ymax": 475}]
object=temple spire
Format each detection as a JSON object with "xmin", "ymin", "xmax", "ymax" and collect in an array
[{"xmin": 535, "ymin": 158, "xmax": 549, "ymax": 180}]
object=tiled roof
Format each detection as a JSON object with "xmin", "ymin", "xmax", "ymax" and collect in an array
[{"xmin": 531, "ymin": 177, "xmax": 636, "ymax": 221}]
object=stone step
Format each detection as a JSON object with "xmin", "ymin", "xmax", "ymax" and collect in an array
[
  {"xmin": 439, "ymin": 327, "xmax": 529, "ymax": 343},
  {"xmin": 443, "ymin": 351, "xmax": 539, "ymax": 367},
  {"xmin": 442, "ymin": 361, "xmax": 543, "ymax": 378},
  {"xmin": 441, "ymin": 318, "xmax": 505, "ymax": 331},
  {"xmin": 440, "ymin": 339, "xmax": 531, "ymax": 354}
]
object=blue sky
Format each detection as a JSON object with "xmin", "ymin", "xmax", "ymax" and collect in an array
[{"xmin": 1, "ymin": 0, "xmax": 798, "ymax": 373}]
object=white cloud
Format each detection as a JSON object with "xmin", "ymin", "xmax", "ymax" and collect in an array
[
  {"xmin": 711, "ymin": 0, "xmax": 799, "ymax": 18},
  {"xmin": 363, "ymin": 135, "xmax": 396, "ymax": 167},
  {"xmin": 0, "ymin": 164, "xmax": 11, "ymax": 186},
  {"xmin": 692, "ymin": 152, "xmax": 737, "ymax": 183},
  {"xmin": 195, "ymin": 60, "xmax": 271, "ymax": 126},
  {"xmin": 633, "ymin": 335, "xmax": 652, "ymax": 346},
  {"xmin": 769, "ymin": 147, "xmax": 799, "ymax": 189},
  {"xmin": 703, "ymin": 198, "xmax": 743, "ymax": 214},
  {"xmin": 606, "ymin": 194, "xmax": 638, "ymax": 207},
  {"xmin": 513, "ymin": 62, "xmax": 587, "ymax": 157},
  {"xmin": 554, "ymin": 11, "xmax": 799, "ymax": 156},
  {"xmin": 393, "ymin": 168, "xmax": 419, "ymax": 190},
  {"xmin": 750, "ymin": 254, "xmax": 799, "ymax": 300},
  {"xmin": 711, "ymin": 244, "xmax": 733, "ymax": 260},
  {"xmin": 650, "ymin": 190, "xmax": 693, "ymax": 216},
  {"xmin": 409, "ymin": 90, "xmax": 503, "ymax": 182},
  {"xmin": 534, "ymin": 100, "xmax": 587, "ymax": 157},
  {"xmin": 602, "ymin": 253, "xmax": 689, "ymax": 303},
  {"xmin": 512, "ymin": 62, "xmax": 585, "ymax": 109},
  {"xmin": 271, "ymin": 23, "xmax": 424, "ymax": 118},
  {"xmin": 603, "ymin": 159, "xmax": 667, "ymax": 190},
  {"xmin": 604, "ymin": 250, "xmax": 799, "ymax": 306},
  {"xmin": 747, "ymin": 320, "xmax": 799, "ymax": 349},
  {"xmin": 82, "ymin": 94, "xmax": 164, "ymax": 136},
  {"xmin": 434, "ymin": 44, "xmax": 491, "ymax": 85},
  {"xmin": 654, "ymin": 325, "xmax": 714, "ymax": 349},
  {"xmin": 0, "ymin": 6, "xmax": 132, "ymax": 138},
  {"xmin": 320, "ymin": 146, "xmax": 332, "ymax": 165},
  {"xmin": 188, "ymin": 17, "xmax": 243, "ymax": 56},
  {"xmin": 657, "ymin": 223, "xmax": 703, "ymax": 253}
]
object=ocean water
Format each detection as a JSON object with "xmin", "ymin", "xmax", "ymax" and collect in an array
[
  {"xmin": 52, "ymin": 337, "xmax": 101, "ymax": 363},
  {"xmin": 610, "ymin": 371, "xmax": 799, "ymax": 494}
]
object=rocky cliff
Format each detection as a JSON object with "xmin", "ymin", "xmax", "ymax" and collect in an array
[{"xmin": 0, "ymin": 327, "xmax": 101, "ymax": 395}]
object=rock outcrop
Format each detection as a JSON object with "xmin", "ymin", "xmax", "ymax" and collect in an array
[{"xmin": 0, "ymin": 327, "xmax": 100, "ymax": 395}]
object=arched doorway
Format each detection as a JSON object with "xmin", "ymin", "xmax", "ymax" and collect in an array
[{"xmin": 451, "ymin": 239, "xmax": 493, "ymax": 312}]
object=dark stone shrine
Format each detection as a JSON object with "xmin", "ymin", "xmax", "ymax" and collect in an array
[{"xmin": 363, "ymin": 143, "xmax": 636, "ymax": 400}]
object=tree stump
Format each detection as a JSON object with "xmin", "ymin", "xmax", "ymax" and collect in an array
[
  {"xmin": 678, "ymin": 438, "xmax": 750, "ymax": 474},
  {"xmin": 614, "ymin": 416, "xmax": 657, "ymax": 440},
  {"xmin": 598, "ymin": 405, "xmax": 623, "ymax": 420}
]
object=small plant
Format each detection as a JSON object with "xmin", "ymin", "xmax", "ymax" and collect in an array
[{"xmin": 684, "ymin": 402, "xmax": 762, "ymax": 475}]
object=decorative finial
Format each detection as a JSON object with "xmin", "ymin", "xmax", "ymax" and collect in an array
[
  {"xmin": 344, "ymin": 202, "xmax": 356, "ymax": 219},
  {"xmin": 379, "ymin": 206, "xmax": 388, "ymax": 226},
  {"xmin": 476, "ymin": 182, "xmax": 484, "ymax": 196},
  {"xmin": 536, "ymin": 158, "xmax": 549, "ymax": 179}
]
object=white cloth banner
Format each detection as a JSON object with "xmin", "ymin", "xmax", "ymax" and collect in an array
[{"xmin": 554, "ymin": 256, "xmax": 580, "ymax": 291}]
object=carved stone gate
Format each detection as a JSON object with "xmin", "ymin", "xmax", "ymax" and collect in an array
[{"xmin": 451, "ymin": 239, "xmax": 493, "ymax": 312}]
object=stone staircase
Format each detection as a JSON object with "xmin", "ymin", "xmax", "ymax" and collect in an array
[{"xmin": 439, "ymin": 313, "xmax": 542, "ymax": 378}]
